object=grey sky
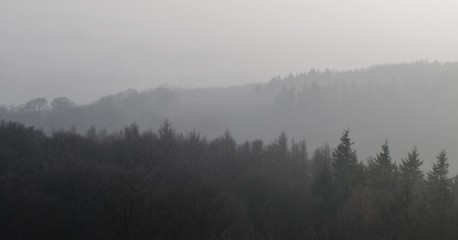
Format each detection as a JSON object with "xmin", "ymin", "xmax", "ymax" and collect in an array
[{"xmin": 1, "ymin": 0, "xmax": 458, "ymax": 103}]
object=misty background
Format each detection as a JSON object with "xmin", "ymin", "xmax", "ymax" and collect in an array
[
  {"xmin": 2, "ymin": 0, "xmax": 458, "ymax": 104},
  {"xmin": 2, "ymin": 62, "xmax": 458, "ymax": 173},
  {"xmin": 1, "ymin": 1, "xmax": 458, "ymax": 170},
  {"xmin": 4, "ymin": 2, "xmax": 458, "ymax": 239}
]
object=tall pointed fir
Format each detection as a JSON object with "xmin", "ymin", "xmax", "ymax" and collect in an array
[
  {"xmin": 331, "ymin": 129, "xmax": 365, "ymax": 239},
  {"xmin": 399, "ymin": 146, "xmax": 424, "ymax": 204},
  {"xmin": 368, "ymin": 140, "xmax": 397, "ymax": 190},
  {"xmin": 367, "ymin": 141, "xmax": 398, "ymax": 231},
  {"xmin": 398, "ymin": 146, "xmax": 425, "ymax": 238},
  {"xmin": 332, "ymin": 129, "xmax": 362, "ymax": 202},
  {"xmin": 426, "ymin": 150, "xmax": 451, "ymax": 239}
]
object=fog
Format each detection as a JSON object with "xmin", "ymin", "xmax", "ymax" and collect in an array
[
  {"xmin": 5, "ymin": 1, "xmax": 458, "ymax": 239},
  {"xmin": 2, "ymin": 0, "xmax": 458, "ymax": 103},
  {"xmin": 1, "ymin": 62, "xmax": 458, "ymax": 173},
  {"xmin": 2, "ymin": 0, "xmax": 458, "ymax": 169}
]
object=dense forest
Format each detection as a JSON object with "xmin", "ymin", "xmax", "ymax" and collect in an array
[
  {"xmin": 1, "ymin": 62, "xmax": 458, "ymax": 171},
  {"xmin": 1, "ymin": 119, "xmax": 457, "ymax": 240}
]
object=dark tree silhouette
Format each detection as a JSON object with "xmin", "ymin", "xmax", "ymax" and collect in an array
[
  {"xmin": 332, "ymin": 129, "xmax": 362, "ymax": 202},
  {"xmin": 1, "ymin": 121, "xmax": 458, "ymax": 240},
  {"xmin": 426, "ymin": 150, "xmax": 451, "ymax": 239}
]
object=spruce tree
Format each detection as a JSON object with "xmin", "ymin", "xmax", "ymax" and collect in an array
[
  {"xmin": 399, "ymin": 146, "xmax": 424, "ymax": 203},
  {"xmin": 332, "ymin": 129, "xmax": 361, "ymax": 201},
  {"xmin": 310, "ymin": 143, "xmax": 334, "ymax": 236},
  {"xmin": 311, "ymin": 143, "xmax": 333, "ymax": 196},
  {"xmin": 368, "ymin": 140, "xmax": 397, "ymax": 189},
  {"xmin": 367, "ymin": 141, "xmax": 398, "ymax": 230},
  {"xmin": 426, "ymin": 150, "xmax": 451, "ymax": 238},
  {"xmin": 290, "ymin": 139, "xmax": 309, "ymax": 182}
]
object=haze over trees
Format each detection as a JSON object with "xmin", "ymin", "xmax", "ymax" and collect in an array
[
  {"xmin": 1, "ymin": 62, "xmax": 458, "ymax": 239},
  {"xmin": 2, "ymin": 61, "xmax": 458, "ymax": 239},
  {"xmin": 3, "ymin": 0, "xmax": 458, "ymax": 238},
  {"xmin": 1, "ymin": 62, "xmax": 458, "ymax": 171}
]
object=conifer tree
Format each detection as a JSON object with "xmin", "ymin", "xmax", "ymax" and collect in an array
[
  {"xmin": 311, "ymin": 143, "xmax": 333, "ymax": 196},
  {"xmin": 332, "ymin": 129, "xmax": 361, "ymax": 201},
  {"xmin": 275, "ymin": 132, "xmax": 288, "ymax": 159},
  {"xmin": 399, "ymin": 146, "xmax": 424, "ymax": 203},
  {"xmin": 310, "ymin": 143, "xmax": 334, "ymax": 236},
  {"xmin": 368, "ymin": 140, "xmax": 397, "ymax": 190},
  {"xmin": 426, "ymin": 150, "xmax": 451, "ymax": 238},
  {"xmin": 290, "ymin": 139, "xmax": 309, "ymax": 182},
  {"xmin": 367, "ymin": 141, "xmax": 398, "ymax": 230}
]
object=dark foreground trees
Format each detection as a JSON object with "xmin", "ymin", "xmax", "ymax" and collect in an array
[{"xmin": 0, "ymin": 120, "xmax": 457, "ymax": 240}]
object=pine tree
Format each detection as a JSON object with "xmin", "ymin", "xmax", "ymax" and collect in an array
[
  {"xmin": 311, "ymin": 143, "xmax": 333, "ymax": 213},
  {"xmin": 157, "ymin": 119, "xmax": 177, "ymax": 164},
  {"xmin": 367, "ymin": 141, "xmax": 398, "ymax": 230},
  {"xmin": 332, "ymin": 129, "xmax": 361, "ymax": 201},
  {"xmin": 310, "ymin": 143, "xmax": 334, "ymax": 236},
  {"xmin": 290, "ymin": 139, "xmax": 309, "ymax": 182},
  {"xmin": 399, "ymin": 146, "xmax": 424, "ymax": 203},
  {"xmin": 275, "ymin": 132, "xmax": 289, "ymax": 159},
  {"xmin": 311, "ymin": 143, "xmax": 333, "ymax": 196},
  {"xmin": 368, "ymin": 140, "xmax": 397, "ymax": 190},
  {"xmin": 426, "ymin": 150, "xmax": 451, "ymax": 238}
]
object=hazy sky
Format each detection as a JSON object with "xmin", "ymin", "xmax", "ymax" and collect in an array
[{"xmin": 2, "ymin": 0, "xmax": 458, "ymax": 103}]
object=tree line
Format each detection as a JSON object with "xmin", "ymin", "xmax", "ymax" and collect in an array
[{"xmin": 0, "ymin": 120, "xmax": 457, "ymax": 240}]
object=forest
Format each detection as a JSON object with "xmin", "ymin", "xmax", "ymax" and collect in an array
[
  {"xmin": 1, "ymin": 119, "xmax": 457, "ymax": 240},
  {"xmin": 3, "ymin": 1, "xmax": 458, "ymax": 238}
]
